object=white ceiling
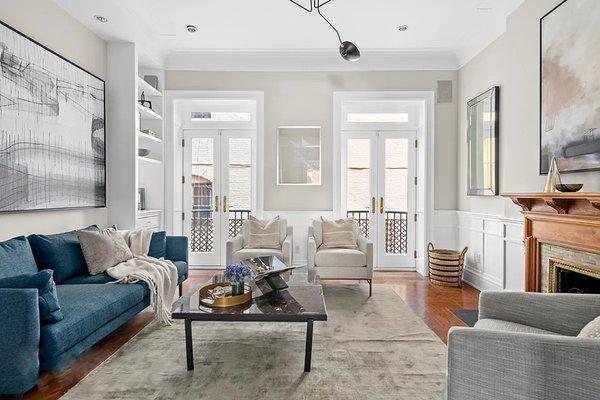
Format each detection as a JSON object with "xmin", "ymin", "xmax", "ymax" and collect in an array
[{"xmin": 54, "ymin": 0, "xmax": 524, "ymax": 71}]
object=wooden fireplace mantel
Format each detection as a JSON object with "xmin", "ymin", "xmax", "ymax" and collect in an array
[{"xmin": 503, "ymin": 192, "xmax": 600, "ymax": 292}]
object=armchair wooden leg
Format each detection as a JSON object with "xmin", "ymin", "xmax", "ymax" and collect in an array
[
  {"xmin": 179, "ymin": 283, "xmax": 183, "ymax": 297},
  {"xmin": 368, "ymin": 279, "xmax": 372, "ymax": 297}
]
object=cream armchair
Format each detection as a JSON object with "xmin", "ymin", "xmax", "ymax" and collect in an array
[
  {"xmin": 226, "ymin": 219, "xmax": 293, "ymax": 267},
  {"xmin": 307, "ymin": 219, "xmax": 373, "ymax": 296}
]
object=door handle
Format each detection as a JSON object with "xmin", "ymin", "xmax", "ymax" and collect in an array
[
  {"xmin": 214, "ymin": 196, "xmax": 219, "ymax": 212},
  {"xmin": 371, "ymin": 197, "xmax": 376, "ymax": 214},
  {"xmin": 222, "ymin": 196, "xmax": 228, "ymax": 213},
  {"xmin": 380, "ymin": 197, "xmax": 384, "ymax": 214}
]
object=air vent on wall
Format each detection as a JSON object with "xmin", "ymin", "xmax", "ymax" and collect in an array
[{"xmin": 437, "ymin": 80, "xmax": 453, "ymax": 104}]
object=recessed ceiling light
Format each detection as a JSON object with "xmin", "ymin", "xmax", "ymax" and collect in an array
[
  {"xmin": 397, "ymin": 25, "xmax": 408, "ymax": 32},
  {"xmin": 186, "ymin": 25, "xmax": 197, "ymax": 33},
  {"xmin": 93, "ymin": 15, "xmax": 108, "ymax": 23}
]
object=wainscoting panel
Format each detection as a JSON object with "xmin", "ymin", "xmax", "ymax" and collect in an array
[{"xmin": 433, "ymin": 210, "xmax": 525, "ymax": 292}]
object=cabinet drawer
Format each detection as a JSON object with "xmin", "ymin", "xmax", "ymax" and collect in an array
[{"xmin": 136, "ymin": 213, "xmax": 161, "ymax": 230}]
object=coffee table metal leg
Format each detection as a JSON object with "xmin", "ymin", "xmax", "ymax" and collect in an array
[
  {"xmin": 304, "ymin": 319, "xmax": 314, "ymax": 372},
  {"xmin": 184, "ymin": 318, "xmax": 194, "ymax": 371}
]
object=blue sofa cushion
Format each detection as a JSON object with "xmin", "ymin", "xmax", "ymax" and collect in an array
[
  {"xmin": 173, "ymin": 261, "xmax": 188, "ymax": 284},
  {"xmin": 40, "ymin": 283, "xmax": 147, "ymax": 360},
  {"xmin": 28, "ymin": 225, "xmax": 99, "ymax": 283},
  {"xmin": 0, "ymin": 236, "xmax": 38, "ymax": 279},
  {"xmin": 63, "ymin": 273, "xmax": 115, "ymax": 285},
  {"xmin": 0, "ymin": 269, "xmax": 63, "ymax": 324},
  {"xmin": 148, "ymin": 231, "xmax": 167, "ymax": 259}
]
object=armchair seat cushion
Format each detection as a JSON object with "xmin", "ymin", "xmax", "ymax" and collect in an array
[
  {"xmin": 315, "ymin": 248, "xmax": 366, "ymax": 268},
  {"xmin": 233, "ymin": 248, "xmax": 283, "ymax": 262},
  {"xmin": 475, "ymin": 318, "xmax": 560, "ymax": 336}
]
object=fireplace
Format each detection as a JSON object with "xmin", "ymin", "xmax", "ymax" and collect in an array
[
  {"xmin": 549, "ymin": 259, "xmax": 600, "ymax": 294},
  {"xmin": 504, "ymin": 192, "xmax": 600, "ymax": 292}
]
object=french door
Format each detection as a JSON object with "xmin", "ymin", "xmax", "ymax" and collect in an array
[
  {"xmin": 183, "ymin": 129, "xmax": 255, "ymax": 266},
  {"xmin": 341, "ymin": 131, "xmax": 416, "ymax": 269}
]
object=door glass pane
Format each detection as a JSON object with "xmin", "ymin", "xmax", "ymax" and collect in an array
[
  {"xmin": 346, "ymin": 138, "xmax": 371, "ymax": 238},
  {"xmin": 384, "ymin": 138, "xmax": 408, "ymax": 254},
  {"xmin": 227, "ymin": 138, "xmax": 252, "ymax": 239},
  {"xmin": 191, "ymin": 138, "xmax": 214, "ymax": 252}
]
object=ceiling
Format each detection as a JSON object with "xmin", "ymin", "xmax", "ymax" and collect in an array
[{"xmin": 54, "ymin": 0, "xmax": 524, "ymax": 71}]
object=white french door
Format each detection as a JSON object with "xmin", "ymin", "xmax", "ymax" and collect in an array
[
  {"xmin": 341, "ymin": 131, "xmax": 416, "ymax": 269},
  {"xmin": 183, "ymin": 129, "xmax": 256, "ymax": 266}
]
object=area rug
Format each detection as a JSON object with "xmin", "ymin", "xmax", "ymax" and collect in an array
[{"xmin": 63, "ymin": 284, "xmax": 447, "ymax": 400}]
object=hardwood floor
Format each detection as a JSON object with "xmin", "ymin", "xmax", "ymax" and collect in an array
[{"xmin": 12, "ymin": 270, "xmax": 479, "ymax": 400}]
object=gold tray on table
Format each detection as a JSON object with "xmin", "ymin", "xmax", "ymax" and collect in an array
[{"xmin": 198, "ymin": 282, "xmax": 252, "ymax": 308}]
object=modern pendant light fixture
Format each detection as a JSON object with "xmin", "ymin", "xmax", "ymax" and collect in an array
[{"xmin": 288, "ymin": 0, "xmax": 360, "ymax": 61}]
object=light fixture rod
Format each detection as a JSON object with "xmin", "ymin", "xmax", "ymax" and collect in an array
[{"xmin": 316, "ymin": 3, "xmax": 342, "ymax": 44}]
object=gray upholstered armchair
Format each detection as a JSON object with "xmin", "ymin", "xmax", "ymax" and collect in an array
[
  {"xmin": 226, "ymin": 218, "xmax": 293, "ymax": 268},
  {"xmin": 447, "ymin": 292, "xmax": 600, "ymax": 400},
  {"xmin": 307, "ymin": 218, "xmax": 373, "ymax": 296}
]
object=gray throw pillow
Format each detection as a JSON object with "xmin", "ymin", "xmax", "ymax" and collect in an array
[
  {"xmin": 244, "ymin": 216, "xmax": 281, "ymax": 249},
  {"xmin": 578, "ymin": 316, "xmax": 600, "ymax": 339},
  {"xmin": 77, "ymin": 228, "xmax": 133, "ymax": 275},
  {"xmin": 321, "ymin": 217, "xmax": 358, "ymax": 249}
]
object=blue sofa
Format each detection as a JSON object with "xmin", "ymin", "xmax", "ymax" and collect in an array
[{"xmin": 0, "ymin": 228, "xmax": 188, "ymax": 396}]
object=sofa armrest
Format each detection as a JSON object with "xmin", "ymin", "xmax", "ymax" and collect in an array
[
  {"xmin": 166, "ymin": 236, "xmax": 188, "ymax": 263},
  {"xmin": 282, "ymin": 227, "xmax": 293, "ymax": 267},
  {"xmin": 226, "ymin": 235, "xmax": 243, "ymax": 266},
  {"xmin": 0, "ymin": 288, "xmax": 40, "ymax": 395},
  {"xmin": 307, "ymin": 236, "xmax": 317, "ymax": 268},
  {"xmin": 357, "ymin": 235, "xmax": 374, "ymax": 278},
  {"xmin": 479, "ymin": 292, "xmax": 600, "ymax": 336},
  {"xmin": 447, "ymin": 327, "xmax": 600, "ymax": 400}
]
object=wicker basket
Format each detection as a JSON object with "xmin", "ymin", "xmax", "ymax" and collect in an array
[{"xmin": 427, "ymin": 243, "xmax": 468, "ymax": 287}]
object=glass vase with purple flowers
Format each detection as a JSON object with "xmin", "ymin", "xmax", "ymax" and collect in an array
[{"xmin": 224, "ymin": 263, "xmax": 255, "ymax": 296}]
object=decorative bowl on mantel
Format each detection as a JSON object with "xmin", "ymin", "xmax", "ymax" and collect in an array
[{"xmin": 554, "ymin": 183, "xmax": 583, "ymax": 193}]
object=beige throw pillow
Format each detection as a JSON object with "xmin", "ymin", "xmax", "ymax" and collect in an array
[
  {"xmin": 244, "ymin": 216, "xmax": 281, "ymax": 249},
  {"xmin": 578, "ymin": 316, "xmax": 600, "ymax": 339},
  {"xmin": 77, "ymin": 228, "xmax": 134, "ymax": 275},
  {"xmin": 321, "ymin": 217, "xmax": 358, "ymax": 249}
]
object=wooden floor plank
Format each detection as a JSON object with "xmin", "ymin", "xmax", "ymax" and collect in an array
[{"xmin": 7, "ymin": 270, "xmax": 478, "ymax": 400}]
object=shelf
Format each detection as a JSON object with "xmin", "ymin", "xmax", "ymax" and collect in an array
[
  {"xmin": 138, "ymin": 104, "xmax": 162, "ymax": 120},
  {"xmin": 137, "ymin": 76, "xmax": 162, "ymax": 97},
  {"xmin": 138, "ymin": 130, "xmax": 162, "ymax": 143},
  {"xmin": 138, "ymin": 156, "xmax": 162, "ymax": 165}
]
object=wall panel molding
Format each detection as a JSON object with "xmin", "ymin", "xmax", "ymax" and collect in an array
[{"xmin": 433, "ymin": 210, "xmax": 525, "ymax": 292}]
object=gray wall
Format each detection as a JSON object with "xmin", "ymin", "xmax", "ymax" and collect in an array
[
  {"xmin": 0, "ymin": 0, "xmax": 107, "ymax": 240},
  {"xmin": 457, "ymin": 0, "xmax": 600, "ymax": 218},
  {"xmin": 166, "ymin": 71, "xmax": 458, "ymax": 211}
]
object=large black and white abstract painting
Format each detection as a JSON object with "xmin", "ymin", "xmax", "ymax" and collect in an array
[{"xmin": 0, "ymin": 21, "xmax": 105, "ymax": 212}]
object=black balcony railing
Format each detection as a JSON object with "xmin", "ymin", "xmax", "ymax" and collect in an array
[
  {"xmin": 346, "ymin": 210, "xmax": 408, "ymax": 254},
  {"xmin": 190, "ymin": 208, "xmax": 251, "ymax": 253}
]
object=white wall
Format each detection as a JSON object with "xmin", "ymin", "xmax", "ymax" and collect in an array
[
  {"xmin": 166, "ymin": 71, "xmax": 459, "ymax": 212},
  {"xmin": 453, "ymin": 0, "xmax": 600, "ymax": 291},
  {"xmin": 457, "ymin": 0, "xmax": 600, "ymax": 219},
  {"xmin": 0, "ymin": 0, "xmax": 107, "ymax": 240}
]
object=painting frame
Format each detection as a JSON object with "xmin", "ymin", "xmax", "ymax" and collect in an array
[
  {"xmin": 0, "ymin": 19, "xmax": 106, "ymax": 213},
  {"xmin": 539, "ymin": 0, "xmax": 600, "ymax": 175}
]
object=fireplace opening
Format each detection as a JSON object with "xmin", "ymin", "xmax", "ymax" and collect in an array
[{"xmin": 549, "ymin": 259, "xmax": 600, "ymax": 294}]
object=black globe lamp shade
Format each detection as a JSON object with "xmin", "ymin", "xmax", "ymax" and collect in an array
[{"xmin": 339, "ymin": 41, "xmax": 360, "ymax": 61}]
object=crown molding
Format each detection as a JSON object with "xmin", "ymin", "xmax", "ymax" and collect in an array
[{"xmin": 164, "ymin": 49, "xmax": 460, "ymax": 72}]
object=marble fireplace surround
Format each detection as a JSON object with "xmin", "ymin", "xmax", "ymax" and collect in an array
[{"xmin": 504, "ymin": 193, "xmax": 600, "ymax": 292}]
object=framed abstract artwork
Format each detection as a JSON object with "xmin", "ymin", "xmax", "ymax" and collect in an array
[
  {"xmin": 0, "ymin": 20, "xmax": 105, "ymax": 212},
  {"xmin": 540, "ymin": 0, "xmax": 600, "ymax": 174}
]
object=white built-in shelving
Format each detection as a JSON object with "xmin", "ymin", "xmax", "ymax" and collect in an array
[{"xmin": 107, "ymin": 43, "xmax": 165, "ymax": 231}]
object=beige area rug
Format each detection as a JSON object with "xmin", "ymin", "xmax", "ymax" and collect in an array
[{"xmin": 63, "ymin": 284, "xmax": 447, "ymax": 400}]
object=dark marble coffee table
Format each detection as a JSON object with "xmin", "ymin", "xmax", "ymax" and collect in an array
[{"xmin": 172, "ymin": 263, "xmax": 327, "ymax": 372}]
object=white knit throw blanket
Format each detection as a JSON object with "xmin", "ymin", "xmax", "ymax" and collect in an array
[{"xmin": 106, "ymin": 229, "xmax": 178, "ymax": 326}]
